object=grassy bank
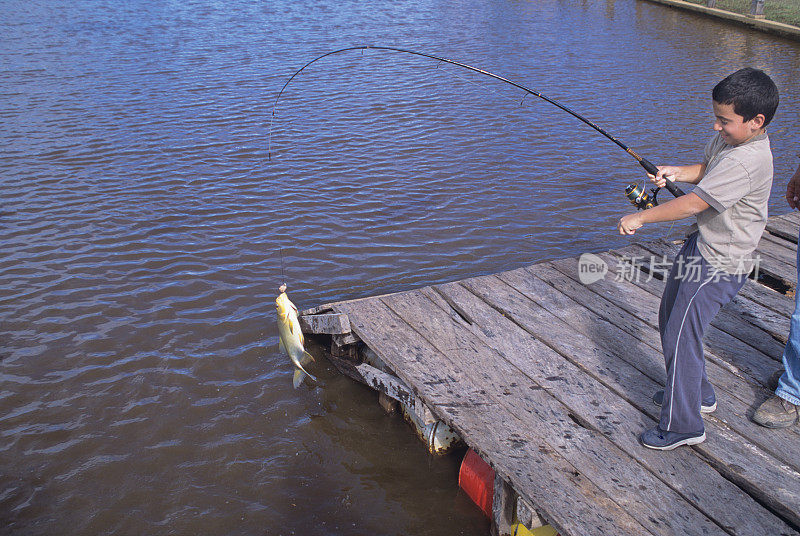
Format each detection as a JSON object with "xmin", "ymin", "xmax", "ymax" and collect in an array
[{"xmin": 682, "ymin": 0, "xmax": 800, "ymax": 27}]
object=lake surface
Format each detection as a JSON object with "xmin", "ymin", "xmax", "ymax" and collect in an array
[{"xmin": 2, "ymin": 1, "xmax": 800, "ymax": 534}]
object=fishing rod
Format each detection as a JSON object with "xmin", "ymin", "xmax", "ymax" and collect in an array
[{"xmin": 268, "ymin": 45, "xmax": 685, "ymax": 210}]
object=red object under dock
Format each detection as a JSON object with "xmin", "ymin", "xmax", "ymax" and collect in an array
[{"xmin": 459, "ymin": 448, "xmax": 495, "ymax": 519}]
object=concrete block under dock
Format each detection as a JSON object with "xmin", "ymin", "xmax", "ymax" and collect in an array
[{"xmin": 300, "ymin": 212, "xmax": 800, "ymax": 536}]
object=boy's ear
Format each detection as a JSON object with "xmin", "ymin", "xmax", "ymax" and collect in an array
[{"xmin": 750, "ymin": 113, "xmax": 766, "ymax": 129}]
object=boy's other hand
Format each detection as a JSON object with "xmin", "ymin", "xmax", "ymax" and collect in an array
[{"xmin": 618, "ymin": 213, "xmax": 643, "ymax": 235}]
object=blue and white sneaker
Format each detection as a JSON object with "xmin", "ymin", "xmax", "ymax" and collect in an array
[
  {"xmin": 653, "ymin": 389, "xmax": 716, "ymax": 413},
  {"xmin": 641, "ymin": 426, "xmax": 706, "ymax": 450}
]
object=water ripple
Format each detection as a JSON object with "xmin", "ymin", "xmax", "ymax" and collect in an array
[{"xmin": 2, "ymin": 0, "xmax": 800, "ymax": 534}]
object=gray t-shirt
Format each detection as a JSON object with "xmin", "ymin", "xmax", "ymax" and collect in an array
[{"xmin": 689, "ymin": 131, "xmax": 773, "ymax": 274}]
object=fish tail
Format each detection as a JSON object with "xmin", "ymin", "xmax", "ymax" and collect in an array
[
  {"xmin": 292, "ymin": 366, "xmax": 318, "ymax": 388},
  {"xmin": 297, "ymin": 362, "xmax": 317, "ymax": 382}
]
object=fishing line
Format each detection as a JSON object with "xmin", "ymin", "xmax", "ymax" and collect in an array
[{"xmin": 279, "ymin": 246, "xmax": 286, "ymax": 290}]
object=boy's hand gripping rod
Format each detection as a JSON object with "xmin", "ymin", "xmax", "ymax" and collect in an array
[
  {"xmin": 624, "ymin": 157, "xmax": 686, "ymax": 210},
  {"xmin": 269, "ymin": 45, "xmax": 687, "ymax": 210}
]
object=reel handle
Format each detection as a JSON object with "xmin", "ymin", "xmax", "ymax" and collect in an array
[{"xmin": 639, "ymin": 157, "xmax": 686, "ymax": 198}]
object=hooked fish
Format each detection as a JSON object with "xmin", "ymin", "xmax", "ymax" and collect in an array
[{"xmin": 276, "ymin": 285, "xmax": 317, "ymax": 388}]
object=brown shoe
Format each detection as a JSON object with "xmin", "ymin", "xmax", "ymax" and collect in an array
[{"xmin": 753, "ymin": 396, "xmax": 799, "ymax": 428}]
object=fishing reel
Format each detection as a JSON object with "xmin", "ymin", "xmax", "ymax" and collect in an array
[{"xmin": 625, "ymin": 182, "xmax": 661, "ymax": 211}]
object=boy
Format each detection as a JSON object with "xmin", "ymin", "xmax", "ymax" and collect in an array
[{"xmin": 617, "ymin": 67, "xmax": 780, "ymax": 450}]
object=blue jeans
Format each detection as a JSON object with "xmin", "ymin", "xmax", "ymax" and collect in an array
[{"xmin": 776, "ymin": 229, "xmax": 800, "ymax": 406}]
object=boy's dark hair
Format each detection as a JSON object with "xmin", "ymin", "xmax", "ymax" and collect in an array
[{"xmin": 713, "ymin": 67, "xmax": 779, "ymax": 126}]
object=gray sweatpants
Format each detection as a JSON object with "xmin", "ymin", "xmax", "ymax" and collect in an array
[{"xmin": 658, "ymin": 233, "xmax": 747, "ymax": 433}]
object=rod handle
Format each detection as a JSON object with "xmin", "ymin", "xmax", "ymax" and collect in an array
[
  {"xmin": 639, "ymin": 158, "xmax": 686, "ymax": 198},
  {"xmin": 662, "ymin": 178, "xmax": 686, "ymax": 198}
]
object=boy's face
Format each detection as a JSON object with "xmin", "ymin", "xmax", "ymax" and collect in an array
[{"xmin": 712, "ymin": 101, "xmax": 766, "ymax": 146}]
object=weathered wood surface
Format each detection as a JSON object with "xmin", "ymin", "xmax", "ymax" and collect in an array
[
  {"xmin": 766, "ymin": 213, "xmax": 800, "ymax": 243},
  {"xmin": 307, "ymin": 215, "xmax": 800, "ymax": 536},
  {"xmin": 298, "ymin": 312, "xmax": 351, "ymax": 334}
]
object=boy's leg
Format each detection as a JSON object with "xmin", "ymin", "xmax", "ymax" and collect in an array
[
  {"xmin": 658, "ymin": 234, "xmax": 697, "ymax": 333},
  {"xmin": 658, "ymin": 234, "xmax": 717, "ymax": 408},
  {"xmin": 658, "ymin": 243, "xmax": 746, "ymax": 434}
]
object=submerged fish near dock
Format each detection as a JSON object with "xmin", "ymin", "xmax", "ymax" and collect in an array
[{"xmin": 276, "ymin": 285, "xmax": 317, "ymax": 388}]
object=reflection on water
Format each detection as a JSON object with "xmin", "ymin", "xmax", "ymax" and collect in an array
[{"xmin": 2, "ymin": 0, "xmax": 799, "ymax": 534}]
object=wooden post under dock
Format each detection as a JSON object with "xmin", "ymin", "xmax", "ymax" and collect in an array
[{"xmin": 300, "ymin": 212, "xmax": 800, "ymax": 536}]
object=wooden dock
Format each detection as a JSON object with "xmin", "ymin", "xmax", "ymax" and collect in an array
[{"xmin": 300, "ymin": 212, "xmax": 800, "ymax": 536}]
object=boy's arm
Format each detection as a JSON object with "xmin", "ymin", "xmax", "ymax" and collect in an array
[
  {"xmin": 617, "ymin": 193, "xmax": 710, "ymax": 235},
  {"xmin": 652, "ymin": 163, "xmax": 707, "ymax": 187}
]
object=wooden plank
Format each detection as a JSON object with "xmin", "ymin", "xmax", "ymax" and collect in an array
[
  {"xmin": 766, "ymin": 217, "xmax": 799, "ymax": 244},
  {"xmin": 356, "ymin": 363, "xmax": 414, "ymax": 405},
  {"xmin": 298, "ymin": 312, "xmax": 351, "ymax": 334},
  {"xmin": 752, "ymin": 252, "xmax": 797, "ymax": 289},
  {"xmin": 761, "ymin": 232, "xmax": 799, "ymax": 259},
  {"xmin": 779, "ymin": 211, "xmax": 800, "ymax": 226},
  {"xmin": 333, "ymin": 294, "xmax": 653, "ymax": 536},
  {"xmin": 426, "ymin": 279, "xmax": 798, "ymax": 535},
  {"xmin": 738, "ymin": 280, "xmax": 795, "ymax": 317},
  {"xmin": 300, "ymin": 303, "xmax": 334, "ymax": 316},
  {"xmin": 332, "ymin": 332, "xmax": 359, "ymax": 346},
  {"xmin": 756, "ymin": 235, "xmax": 798, "ymax": 275},
  {"xmin": 382, "ymin": 289, "xmax": 727, "ymax": 536}
]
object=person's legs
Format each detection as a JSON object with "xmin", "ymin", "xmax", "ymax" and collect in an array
[
  {"xmin": 646, "ymin": 237, "xmax": 745, "ymax": 448},
  {"xmin": 775, "ymin": 301, "xmax": 800, "ymax": 408},
  {"xmin": 659, "ymin": 271, "xmax": 744, "ymax": 433}
]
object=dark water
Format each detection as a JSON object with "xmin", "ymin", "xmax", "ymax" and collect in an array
[{"xmin": 2, "ymin": 1, "xmax": 800, "ymax": 534}]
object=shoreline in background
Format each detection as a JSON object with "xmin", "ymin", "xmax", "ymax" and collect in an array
[{"xmin": 642, "ymin": 0, "xmax": 800, "ymax": 41}]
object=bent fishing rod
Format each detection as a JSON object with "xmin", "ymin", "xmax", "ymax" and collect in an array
[{"xmin": 268, "ymin": 45, "xmax": 685, "ymax": 210}]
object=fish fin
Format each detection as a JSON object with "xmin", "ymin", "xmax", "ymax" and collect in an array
[
  {"xmin": 302, "ymin": 351, "xmax": 315, "ymax": 364},
  {"xmin": 288, "ymin": 321, "xmax": 294, "ymax": 335},
  {"xmin": 278, "ymin": 338, "xmax": 286, "ymax": 353}
]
